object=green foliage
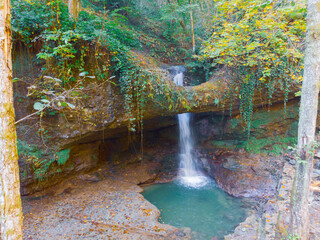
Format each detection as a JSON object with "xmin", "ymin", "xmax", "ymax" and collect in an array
[
  {"xmin": 158, "ymin": 0, "xmax": 215, "ymax": 48},
  {"xmin": 12, "ymin": 0, "xmax": 70, "ymax": 46},
  {"xmin": 17, "ymin": 139, "xmax": 44, "ymax": 161},
  {"xmin": 55, "ymin": 149, "xmax": 70, "ymax": 165},
  {"xmin": 17, "ymin": 140, "xmax": 70, "ymax": 181},
  {"xmin": 27, "ymin": 75, "xmax": 80, "ymax": 116},
  {"xmin": 202, "ymin": 0, "xmax": 305, "ymax": 76},
  {"xmin": 211, "ymin": 135, "xmax": 297, "ymax": 155},
  {"xmin": 200, "ymin": 0, "xmax": 306, "ymax": 132},
  {"xmin": 12, "ymin": 0, "xmax": 147, "ymax": 134},
  {"xmin": 12, "ymin": 0, "xmax": 304, "ymax": 139},
  {"xmin": 12, "ymin": 0, "xmax": 189, "ymax": 134},
  {"xmin": 281, "ymin": 234, "xmax": 300, "ymax": 240},
  {"xmin": 12, "ymin": 0, "xmax": 140, "ymax": 81},
  {"xmin": 242, "ymin": 136, "xmax": 297, "ymax": 155},
  {"xmin": 82, "ymin": 0, "xmax": 135, "ymax": 12}
]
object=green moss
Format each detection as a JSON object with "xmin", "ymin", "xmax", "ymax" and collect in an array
[
  {"xmin": 239, "ymin": 135, "xmax": 297, "ymax": 155},
  {"xmin": 210, "ymin": 134, "xmax": 297, "ymax": 156},
  {"xmin": 250, "ymin": 104, "xmax": 298, "ymax": 130},
  {"xmin": 17, "ymin": 140, "xmax": 44, "ymax": 160},
  {"xmin": 210, "ymin": 103, "xmax": 299, "ymax": 155},
  {"xmin": 289, "ymin": 121, "xmax": 298, "ymax": 136},
  {"xmin": 211, "ymin": 140, "xmax": 236, "ymax": 149},
  {"xmin": 272, "ymin": 144, "xmax": 284, "ymax": 155}
]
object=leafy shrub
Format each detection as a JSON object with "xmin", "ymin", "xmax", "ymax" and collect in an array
[
  {"xmin": 18, "ymin": 140, "xmax": 71, "ymax": 181},
  {"xmin": 200, "ymin": 0, "xmax": 306, "ymax": 131}
]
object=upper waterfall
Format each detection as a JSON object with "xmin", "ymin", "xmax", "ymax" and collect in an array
[{"xmin": 173, "ymin": 69, "xmax": 209, "ymax": 188}]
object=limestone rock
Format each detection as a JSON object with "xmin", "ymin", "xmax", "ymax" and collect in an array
[{"xmin": 207, "ymin": 152, "xmax": 282, "ymax": 198}]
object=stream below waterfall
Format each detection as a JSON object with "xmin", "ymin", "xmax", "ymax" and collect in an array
[{"xmin": 142, "ymin": 181, "xmax": 247, "ymax": 240}]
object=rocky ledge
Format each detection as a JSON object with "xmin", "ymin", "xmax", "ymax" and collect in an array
[
  {"xmin": 226, "ymin": 156, "xmax": 320, "ymax": 240},
  {"xmin": 22, "ymin": 147, "xmax": 286, "ymax": 240},
  {"xmin": 205, "ymin": 151, "xmax": 283, "ymax": 198},
  {"xmin": 23, "ymin": 162, "xmax": 193, "ymax": 240}
]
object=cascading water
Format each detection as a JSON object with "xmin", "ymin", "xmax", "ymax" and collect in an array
[
  {"xmin": 142, "ymin": 68, "xmax": 247, "ymax": 239},
  {"xmin": 173, "ymin": 69, "xmax": 209, "ymax": 188}
]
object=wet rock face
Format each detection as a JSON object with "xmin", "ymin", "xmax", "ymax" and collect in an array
[
  {"xmin": 19, "ymin": 99, "xmax": 296, "ymax": 195},
  {"xmin": 205, "ymin": 151, "xmax": 283, "ymax": 198},
  {"xmin": 193, "ymin": 99, "xmax": 299, "ymax": 144},
  {"xmin": 20, "ymin": 129, "xmax": 181, "ymax": 195}
]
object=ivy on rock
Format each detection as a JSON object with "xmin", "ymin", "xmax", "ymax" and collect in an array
[{"xmin": 200, "ymin": 0, "xmax": 306, "ymax": 132}]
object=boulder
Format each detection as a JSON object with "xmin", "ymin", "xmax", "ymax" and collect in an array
[{"xmin": 206, "ymin": 151, "xmax": 283, "ymax": 198}]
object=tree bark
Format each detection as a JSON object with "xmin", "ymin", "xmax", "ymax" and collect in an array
[
  {"xmin": 68, "ymin": 0, "xmax": 79, "ymax": 20},
  {"xmin": 0, "ymin": 0, "xmax": 23, "ymax": 239},
  {"xmin": 166, "ymin": 0, "xmax": 190, "ymax": 38},
  {"xmin": 290, "ymin": 0, "xmax": 320, "ymax": 238},
  {"xmin": 190, "ymin": 0, "xmax": 196, "ymax": 53}
]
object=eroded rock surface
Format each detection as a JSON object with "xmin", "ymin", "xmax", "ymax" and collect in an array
[
  {"xmin": 20, "ymin": 99, "xmax": 300, "ymax": 195},
  {"xmin": 226, "ymin": 157, "xmax": 320, "ymax": 240},
  {"xmin": 205, "ymin": 151, "xmax": 283, "ymax": 198}
]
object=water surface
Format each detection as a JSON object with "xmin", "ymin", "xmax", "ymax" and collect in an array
[{"xmin": 143, "ymin": 181, "xmax": 247, "ymax": 240}]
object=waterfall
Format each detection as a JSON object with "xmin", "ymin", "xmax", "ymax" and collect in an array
[{"xmin": 173, "ymin": 70, "xmax": 209, "ymax": 188}]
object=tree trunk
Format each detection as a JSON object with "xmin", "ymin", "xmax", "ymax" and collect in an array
[
  {"xmin": 290, "ymin": 0, "xmax": 320, "ymax": 238},
  {"xmin": 0, "ymin": 0, "xmax": 23, "ymax": 239},
  {"xmin": 190, "ymin": 0, "xmax": 196, "ymax": 53},
  {"xmin": 68, "ymin": 0, "xmax": 79, "ymax": 20},
  {"xmin": 166, "ymin": 0, "xmax": 190, "ymax": 38}
]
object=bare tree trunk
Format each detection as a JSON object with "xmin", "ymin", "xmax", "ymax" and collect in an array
[
  {"xmin": 190, "ymin": 0, "xmax": 196, "ymax": 53},
  {"xmin": 68, "ymin": 0, "xmax": 79, "ymax": 20},
  {"xmin": 0, "ymin": 0, "xmax": 23, "ymax": 239},
  {"xmin": 166, "ymin": 0, "xmax": 190, "ymax": 38},
  {"xmin": 290, "ymin": 0, "xmax": 320, "ymax": 238}
]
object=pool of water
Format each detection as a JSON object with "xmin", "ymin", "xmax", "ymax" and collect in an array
[{"xmin": 142, "ymin": 181, "xmax": 248, "ymax": 240}]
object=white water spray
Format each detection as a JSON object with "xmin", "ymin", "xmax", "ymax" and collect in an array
[{"xmin": 173, "ymin": 70, "xmax": 209, "ymax": 188}]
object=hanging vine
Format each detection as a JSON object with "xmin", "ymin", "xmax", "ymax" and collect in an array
[{"xmin": 200, "ymin": 0, "xmax": 306, "ymax": 133}]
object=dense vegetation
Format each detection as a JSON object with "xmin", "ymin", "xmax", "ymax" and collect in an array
[
  {"xmin": 5, "ymin": 1, "xmax": 318, "ymax": 239},
  {"xmin": 201, "ymin": 0, "xmax": 306, "ymax": 130},
  {"xmin": 12, "ymin": 0, "xmax": 306, "ymax": 136}
]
